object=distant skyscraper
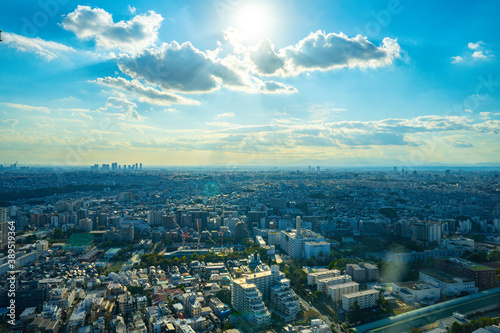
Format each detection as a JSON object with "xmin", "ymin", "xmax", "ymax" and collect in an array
[
  {"xmin": 140, "ymin": 163, "xmax": 142, "ymax": 170},
  {"xmin": 0, "ymin": 208, "xmax": 7, "ymax": 250},
  {"xmin": 112, "ymin": 162, "xmax": 118, "ymax": 171}
]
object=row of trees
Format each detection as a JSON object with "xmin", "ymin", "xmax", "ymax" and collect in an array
[
  {"xmin": 451, "ymin": 317, "xmax": 500, "ymax": 333},
  {"xmin": 466, "ymin": 250, "xmax": 500, "ymax": 264}
]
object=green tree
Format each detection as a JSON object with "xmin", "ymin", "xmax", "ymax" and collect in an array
[
  {"xmin": 215, "ymin": 289, "xmax": 231, "ymax": 305},
  {"xmin": 222, "ymin": 323, "xmax": 235, "ymax": 331},
  {"xmin": 487, "ymin": 250, "xmax": 500, "ymax": 262},
  {"xmin": 53, "ymin": 228, "xmax": 64, "ymax": 240},
  {"xmin": 314, "ymin": 290, "xmax": 325, "ymax": 299},
  {"xmin": 467, "ymin": 252, "xmax": 488, "ymax": 263},
  {"xmin": 349, "ymin": 300, "xmax": 362, "ymax": 324},
  {"xmin": 451, "ymin": 322, "xmax": 464, "ymax": 333}
]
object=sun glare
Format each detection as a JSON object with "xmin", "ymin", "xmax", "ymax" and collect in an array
[{"xmin": 233, "ymin": 2, "xmax": 272, "ymax": 40}]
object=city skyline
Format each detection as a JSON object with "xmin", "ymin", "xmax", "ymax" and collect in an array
[{"xmin": 1, "ymin": 0, "xmax": 500, "ymax": 166}]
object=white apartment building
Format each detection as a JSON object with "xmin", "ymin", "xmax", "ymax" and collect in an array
[
  {"xmin": 35, "ymin": 240, "xmax": 49, "ymax": 251},
  {"xmin": 419, "ymin": 269, "xmax": 478, "ymax": 296},
  {"xmin": 268, "ymin": 231, "xmax": 281, "ymax": 246},
  {"xmin": 270, "ymin": 279, "xmax": 300, "ymax": 322},
  {"xmin": 307, "ymin": 269, "xmax": 340, "ymax": 286},
  {"xmin": 391, "ymin": 281, "xmax": 440, "ymax": 306},
  {"xmin": 442, "ymin": 237, "xmax": 475, "ymax": 252},
  {"xmin": 304, "ymin": 241, "xmax": 331, "ymax": 259},
  {"xmin": 342, "ymin": 289, "xmax": 379, "ymax": 311},
  {"xmin": 147, "ymin": 210, "xmax": 164, "ymax": 226},
  {"xmin": 231, "ymin": 281, "xmax": 271, "ymax": 328},
  {"xmin": 242, "ymin": 266, "xmax": 285, "ymax": 301},
  {"xmin": 317, "ymin": 275, "xmax": 352, "ymax": 293},
  {"xmin": 328, "ymin": 282, "xmax": 359, "ymax": 303},
  {"xmin": 280, "ymin": 217, "xmax": 328, "ymax": 258},
  {"xmin": 182, "ymin": 293, "xmax": 201, "ymax": 318}
]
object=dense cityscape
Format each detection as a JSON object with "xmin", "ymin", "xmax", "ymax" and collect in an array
[{"xmin": 0, "ymin": 165, "xmax": 499, "ymax": 333}]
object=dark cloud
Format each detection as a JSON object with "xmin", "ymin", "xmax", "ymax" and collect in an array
[
  {"xmin": 94, "ymin": 77, "xmax": 199, "ymax": 105},
  {"xmin": 118, "ymin": 41, "xmax": 248, "ymax": 93}
]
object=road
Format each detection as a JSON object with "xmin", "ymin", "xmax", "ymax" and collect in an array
[
  {"xmin": 299, "ymin": 297, "xmax": 350, "ymax": 333},
  {"xmin": 300, "ymin": 297, "xmax": 334, "ymax": 327}
]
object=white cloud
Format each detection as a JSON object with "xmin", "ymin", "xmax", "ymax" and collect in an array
[
  {"xmin": 468, "ymin": 42, "xmax": 482, "ymax": 50},
  {"xmin": 116, "ymin": 30, "xmax": 401, "ymax": 97},
  {"xmin": 71, "ymin": 111, "xmax": 94, "ymax": 120},
  {"xmin": 248, "ymin": 31, "xmax": 401, "ymax": 76},
  {"xmin": 479, "ymin": 112, "xmax": 492, "ymax": 119},
  {"xmin": 99, "ymin": 96, "xmax": 144, "ymax": 120},
  {"xmin": 451, "ymin": 139, "xmax": 473, "ymax": 148},
  {"xmin": 162, "ymin": 115, "xmax": 500, "ymax": 151},
  {"xmin": 3, "ymin": 32, "xmax": 75, "ymax": 61},
  {"xmin": 205, "ymin": 122, "xmax": 234, "ymax": 127},
  {"xmin": 128, "ymin": 5, "xmax": 136, "ymax": 14},
  {"xmin": 453, "ymin": 41, "xmax": 493, "ymax": 63},
  {"xmin": 259, "ymin": 80, "xmax": 298, "ymax": 94},
  {"xmin": 1, "ymin": 119, "xmax": 19, "ymax": 127},
  {"xmin": 4, "ymin": 103, "xmax": 50, "ymax": 114},
  {"xmin": 249, "ymin": 39, "xmax": 285, "ymax": 75},
  {"xmin": 215, "ymin": 112, "xmax": 235, "ymax": 119},
  {"xmin": 464, "ymin": 109, "xmax": 473, "ymax": 113},
  {"xmin": 94, "ymin": 76, "xmax": 200, "ymax": 105},
  {"xmin": 61, "ymin": 5, "xmax": 163, "ymax": 54},
  {"xmin": 472, "ymin": 51, "xmax": 487, "ymax": 59}
]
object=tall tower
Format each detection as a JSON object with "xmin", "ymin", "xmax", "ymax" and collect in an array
[
  {"xmin": 296, "ymin": 216, "xmax": 301, "ymax": 236},
  {"xmin": 0, "ymin": 208, "xmax": 8, "ymax": 250}
]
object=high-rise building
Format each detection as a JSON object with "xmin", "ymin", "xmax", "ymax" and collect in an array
[
  {"xmin": 120, "ymin": 223, "xmax": 134, "ymax": 242},
  {"xmin": 232, "ymin": 265, "xmax": 298, "ymax": 327},
  {"xmin": 0, "ymin": 208, "xmax": 7, "ymax": 250},
  {"xmin": 280, "ymin": 221, "xmax": 329, "ymax": 258},
  {"xmin": 412, "ymin": 222, "xmax": 442, "ymax": 243},
  {"xmin": 182, "ymin": 293, "xmax": 201, "ymax": 318},
  {"xmin": 231, "ymin": 281, "xmax": 270, "ymax": 328},
  {"xmin": 147, "ymin": 210, "xmax": 164, "ymax": 227},
  {"xmin": 78, "ymin": 218, "xmax": 93, "ymax": 232},
  {"xmin": 270, "ymin": 279, "xmax": 300, "ymax": 322},
  {"xmin": 346, "ymin": 264, "xmax": 366, "ymax": 283}
]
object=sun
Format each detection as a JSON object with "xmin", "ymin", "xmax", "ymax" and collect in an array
[{"xmin": 233, "ymin": 2, "xmax": 272, "ymax": 40}]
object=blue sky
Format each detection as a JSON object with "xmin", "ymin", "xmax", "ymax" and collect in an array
[{"xmin": 1, "ymin": 0, "xmax": 499, "ymax": 167}]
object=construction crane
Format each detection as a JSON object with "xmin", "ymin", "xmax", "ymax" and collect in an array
[
  {"xmin": 169, "ymin": 213, "xmax": 190, "ymax": 250},
  {"xmin": 181, "ymin": 230, "xmax": 189, "ymax": 249},
  {"xmin": 196, "ymin": 219, "xmax": 201, "ymax": 251}
]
